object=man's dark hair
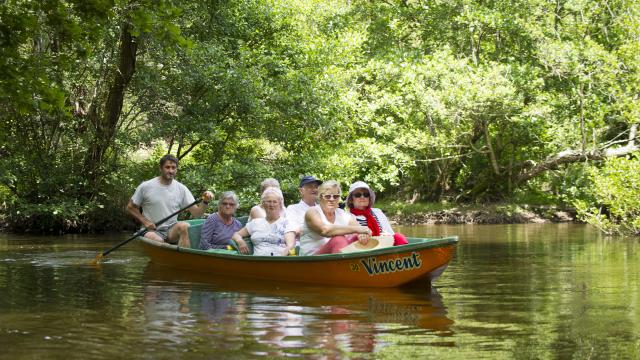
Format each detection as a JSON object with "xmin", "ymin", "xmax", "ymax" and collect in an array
[{"xmin": 159, "ymin": 154, "xmax": 179, "ymax": 167}]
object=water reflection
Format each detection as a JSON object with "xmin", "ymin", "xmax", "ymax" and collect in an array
[
  {"xmin": 141, "ymin": 264, "xmax": 454, "ymax": 357},
  {"xmin": 3, "ymin": 224, "xmax": 638, "ymax": 358}
]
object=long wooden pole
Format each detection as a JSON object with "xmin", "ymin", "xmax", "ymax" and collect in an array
[{"xmin": 91, "ymin": 199, "xmax": 201, "ymax": 265}]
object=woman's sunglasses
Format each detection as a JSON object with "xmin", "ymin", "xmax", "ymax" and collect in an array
[
  {"xmin": 352, "ymin": 192, "xmax": 370, "ymax": 198},
  {"xmin": 321, "ymin": 194, "xmax": 341, "ymax": 200}
]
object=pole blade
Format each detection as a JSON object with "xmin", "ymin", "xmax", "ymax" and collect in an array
[{"xmin": 90, "ymin": 253, "xmax": 104, "ymax": 266}]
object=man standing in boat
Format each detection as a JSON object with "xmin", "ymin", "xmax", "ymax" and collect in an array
[{"xmin": 126, "ymin": 154, "xmax": 213, "ymax": 247}]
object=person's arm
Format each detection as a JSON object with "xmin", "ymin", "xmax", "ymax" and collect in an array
[
  {"xmin": 248, "ymin": 205, "xmax": 264, "ymax": 221},
  {"xmin": 126, "ymin": 200, "xmax": 155, "ymax": 230},
  {"xmin": 305, "ymin": 209, "xmax": 371, "ymax": 238},
  {"xmin": 231, "ymin": 227, "xmax": 250, "ymax": 254},
  {"xmin": 347, "ymin": 215, "xmax": 371, "ymax": 245},
  {"xmin": 188, "ymin": 191, "xmax": 214, "ymax": 218},
  {"xmin": 374, "ymin": 208, "xmax": 395, "ymax": 235},
  {"xmin": 281, "ymin": 220, "xmax": 295, "ymax": 256},
  {"xmin": 199, "ymin": 216, "xmax": 216, "ymax": 250},
  {"xmin": 283, "ymin": 205, "xmax": 303, "ymax": 237},
  {"xmin": 284, "ymin": 224, "xmax": 302, "ymax": 238}
]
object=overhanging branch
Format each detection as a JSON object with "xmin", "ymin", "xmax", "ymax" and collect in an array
[
  {"xmin": 517, "ymin": 124, "xmax": 639, "ymax": 184},
  {"xmin": 516, "ymin": 141, "xmax": 638, "ymax": 184}
]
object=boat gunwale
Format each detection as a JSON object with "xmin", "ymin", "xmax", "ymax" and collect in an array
[{"xmin": 139, "ymin": 236, "xmax": 458, "ymax": 263}]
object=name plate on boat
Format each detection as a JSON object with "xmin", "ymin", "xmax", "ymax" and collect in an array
[{"xmin": 352, "ymin": 252, "xmax": 423, "ymax": 276}]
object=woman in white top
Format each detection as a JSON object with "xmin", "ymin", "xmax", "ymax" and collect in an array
[
  {"xmin": 232, "ymin": 187, "xmax": 294, "ymax": 256},
  {"xmin": 299, "ymin": 180, "xmax": 372, "ymax": 255}
]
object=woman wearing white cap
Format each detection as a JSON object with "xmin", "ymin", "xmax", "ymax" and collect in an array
[{"xmin": 346, "ymin": 181, "xmax": 408, "ymax": 246}]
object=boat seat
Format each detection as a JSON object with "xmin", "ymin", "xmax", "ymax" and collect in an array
[
  {"xmin": 236, "ymin": 216, "xmax": 249, "ymax": 227},
  {"xmin": 229, "ymin": 238, "xmax": 254, "ymax": 255},
  {"xmin": 187, "ymin": 218, "xmax": 207, "ymax": 249}
]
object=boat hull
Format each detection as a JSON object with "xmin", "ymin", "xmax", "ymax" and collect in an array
[{"xmin": 139, "ymin": 236, "xmax": 457, "ymax": 288}]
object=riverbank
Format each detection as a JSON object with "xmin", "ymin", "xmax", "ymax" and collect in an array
[
  {"xmin": 0, "ymin": 202, "xmax": 579, "ymax": 234},
  {"xmin": 381, "ymin": 203, "xmax": 578, "ymax": 226}
]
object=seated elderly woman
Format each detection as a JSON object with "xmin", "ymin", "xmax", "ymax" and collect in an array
[
  {"xmin": 231, "ymin": 187, "xmax": 294, "ymax": 256},
  {"xmin": 299, "ymin": 180, "xmax": 372, "ymax": 255},
  {"xmin": 248, "ymin": 177, "xmax": 281, "ymax": 221},
  {"xmin": 346, "ymin": 181, "xmax": 408, "ymax": 246},
  {"xmin": 200, "ymin": 191, "xmax": 243, "ymax": 250}
]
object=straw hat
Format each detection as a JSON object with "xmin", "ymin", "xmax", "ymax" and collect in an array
[{"xmin": 340, "ymin": 235, "xmax": 394, "ymax": 253}]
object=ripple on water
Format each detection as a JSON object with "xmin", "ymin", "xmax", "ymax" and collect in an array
[{"xmin": 24, "ymin": 250, "xmax": 135, "ymax": 268}]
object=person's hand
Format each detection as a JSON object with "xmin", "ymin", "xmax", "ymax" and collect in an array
[
  {"xmin": 202, "ymin": 191, "xmax": 214, "ymax": 203},
  {"xmin": 281, "ymin": 247, "xmax": 295, "ymax": 256},
  {"xmin": 357, "ymin": 233, "xmax": 370, "ymax": 245},
  {"xmin": 143, "ymin": 219, "xmax": 156, "ymax": 230},
  {"xmin": 358, "ymin": 226, "xmax": 372, "ymax": 235},
  {"xmin": 236, "ymin": 239, "xmax": 250, "ymax": 254}
]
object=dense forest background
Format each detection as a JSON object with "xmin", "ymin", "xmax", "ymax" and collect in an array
[{"xmin": 1, "ymin": 0, "xmax": 638, "ymax": 235}]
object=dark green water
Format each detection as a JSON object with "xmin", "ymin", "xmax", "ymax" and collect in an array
[{"xmin": 1, "ymin": 224, "xmax": 638, "ymax": 359}]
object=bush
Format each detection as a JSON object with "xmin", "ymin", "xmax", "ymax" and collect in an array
[
  {"xmin": 0, "ymin": 158, "xmax": 139, "ymax": 234},
  {"xmin": 4, "ymin": 197, "xmax": 130, "ymax": 234},
  {"xmin": 574, "ymin": 156, "xmax": 640, "ymax": 236}
]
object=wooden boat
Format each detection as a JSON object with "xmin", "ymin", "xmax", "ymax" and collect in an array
[{"xmin": 139, "ymin": 219, "xmax": 458, "ymax": 288}]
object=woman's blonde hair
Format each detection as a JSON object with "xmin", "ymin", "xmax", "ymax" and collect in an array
[{"xmin": 318, "ymin": 180, "xmax": 341, "ymax": 198}]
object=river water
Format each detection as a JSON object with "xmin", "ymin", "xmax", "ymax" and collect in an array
[{"xmin": 1, "ymin": 224, "xmax": 638, "ymax": 359}]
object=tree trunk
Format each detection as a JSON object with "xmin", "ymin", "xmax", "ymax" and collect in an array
[
  {"xmin": 84, "ymin": 20, "xmax": 138, "ymax": 184},
  {"xmin": 484, "ymin": 120, "xmax": 501, "ymax": 176}
]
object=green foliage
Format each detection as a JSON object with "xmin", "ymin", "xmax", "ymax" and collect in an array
[
  {"xmin": 1, "ymin": 0, "xmax": 640, "ymax": 234},
  {"xmin": 495, "ymin": 204, "xmax": 526, "ymax": 218},
  {"xmin": 574, "ymin": 156, "xmax": 640, "ymax": 236},
  {"xmin": 508, "ymin": 187, "xmax": 558, "ymax": 206},
  {"xmin": 0, "ymin": 153, "xmax": 141, "ymax": 233}
]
